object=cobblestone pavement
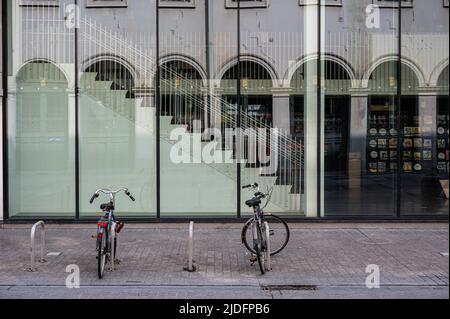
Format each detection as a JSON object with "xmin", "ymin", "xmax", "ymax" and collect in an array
[{"xmin": 0, "ymin": 223, "xmax": 448, "ymax": 299}]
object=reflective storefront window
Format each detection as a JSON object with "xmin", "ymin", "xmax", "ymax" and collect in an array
[
  {"xmin": 7, "ymin": 3, "xmax": 76, "ymax": 218},
  {"xmin": 158, "ymin": 2, "xmax": 238, "ymax": 216},
  {"xmin": 78, "ymin": 2, "xmax": 157, "ymax": 217},
  {"xmin": 400, "ymin": 0, "xmax": 449, "ymax": 215},
  {"xmin": 3, "ymin": 0, "xmax": 448, "ymax": 219},
  {"xmin": 323, "ymin": 0, "xmax": 399, "ymax": 216}
]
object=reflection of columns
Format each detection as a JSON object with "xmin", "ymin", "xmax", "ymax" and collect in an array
[
  {"xmin": 67, "ymin": 91, "xmax": 76, "ymax": 174},
  {"xmin": 212, "ymin": 89, "xmax": 223, "ymax": 131},
  {"xmin": 418, "ymin": 94, "xmax": 437, "ymax": 136},
  {"xmin": 6, "ymin": 84, "xmax": 17, "ymax": 215},
  {"xmin": 348, "ymin": 95, "xmax": 368, "ymax": 190},
  {"xmin": 0, "ymin": 0, "xmax": 3, "ymax": 218},
  {"xmin": 11, "ymin": 1, "xmax": 22, "ymax": 76},
  {"xmin": 418, "ymin": 94, "xmax": 437, "ymax": 172},
  {"xmin": 303, "ymin": 4, "xmax": 319, "ymax": 218},
  {"xmin": 272, "ymin": 94, "xmax": 290, "ymax": 134},
  {"xmin": 0, "ymin": 97, "xmax": 3, "ymax": 220}
]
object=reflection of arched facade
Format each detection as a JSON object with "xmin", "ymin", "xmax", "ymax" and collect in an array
[
  {"xmin": 80, "ymin": 59, "xmax": 137, "ymax": 129},
  {"xmin": 160, "ymin": 55, "xmax": 208, "ymax": 87},
  {"xmin": 286, "ymin": 54, "xmax": 356, "ymax": 89},
  {"xmin": 85, "ymin": 58, "xmax": 136, "ymax": 98},
  {"xmin": 437, "ymin": 65, "xmax": 449, "ymax": 93},
  {"xmin": 367, "ymin": 61, "xmax": 420, "ymax": 95},
  {"xmin": 16, "ymin": 61, "xmax": 70, "ymax": 172},
  {"xmin": 363, "ymin": 56, "xmax": 426, "ymax": 90},
  {"xmin": 159, "ymin": 60, "xmax": 205, "ymax": 130},
  {"xmin": 220, "ymin": 60, "xmax": 274, "ymax": 128},
  {"xmin": 289, "ymin": 58, "xmax": 352, "ymax": 176},
  {"xmin": 81, "ymin": 54, "xmax": 138, "ymax": 88},
  {"xmin": 217, "ymin": 55, "xmax": 278, "ymax": 88},
  {"xmin": 11, "ymin": 61, "xmax": 74, "ymax": 216}
]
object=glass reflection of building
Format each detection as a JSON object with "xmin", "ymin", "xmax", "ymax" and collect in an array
[{"xmin": 1, "ymin": 0, "xmax": 448, "ymax": 220}]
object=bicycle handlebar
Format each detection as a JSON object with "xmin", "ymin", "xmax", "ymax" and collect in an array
[
  {"xmin": 125, "ymin": 191, "xmax": 135, "ymax": 202},
  {"xmin": 89, "ymin": 193, "xmax": 99, "ymax": 204},
  {"xmin": 89, "ymin": 188, "xmax": 135, "ymax": 204},
  {"xmin": 242, "ymin": 183, "xmax": 258, "ymax": 190}
]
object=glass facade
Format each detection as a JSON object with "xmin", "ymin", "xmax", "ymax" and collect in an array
[{"xmin": 2, "ymin": 0, "xmax": 449, "ymax": 219}]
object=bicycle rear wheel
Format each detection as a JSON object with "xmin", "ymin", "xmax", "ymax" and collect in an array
[{"xmin": 242, "ymin": 214, "xmax": 290, "ymax": 256}]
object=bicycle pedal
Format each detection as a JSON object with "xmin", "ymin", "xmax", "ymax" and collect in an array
[{"xmin": 249, "ymin": 256, "xmax": 257, "ymax": 264}]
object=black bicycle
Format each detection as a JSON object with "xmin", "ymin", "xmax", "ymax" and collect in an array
[
  {"xmin": 241, "ymin": 183, "xmax": 290, "ymax": 274},
  {"xmin": 90, "ymin": 188, "xmax": 135, "ymax": 279}
]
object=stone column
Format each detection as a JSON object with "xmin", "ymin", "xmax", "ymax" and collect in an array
[
  {"xmin": 348, "ymin": 94, "xmax": 368, "ymax": 190},
  {"xmin": 272, "ymin": 94, "xmax": 291, "ymax": 134}
]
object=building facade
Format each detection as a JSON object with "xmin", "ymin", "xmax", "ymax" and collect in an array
[{"xmin": 1, "ymin": 0, "xmax": 449, "ymax": 221}]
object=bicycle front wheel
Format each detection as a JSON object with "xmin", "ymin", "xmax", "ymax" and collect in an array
[
  {"xmin": 97, "ymin": 230, "xmax": 107, "ymax": 279},
  {"xmin": 242, "ymin": 214, "xmax": 290, "ymax": 256},
  {"xmin": 255, "ymin": 225, "xmax": 265, "ymax": 275}
]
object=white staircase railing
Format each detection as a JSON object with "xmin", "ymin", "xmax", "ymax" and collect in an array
[{"xmin": 19, "ymin": 14, "xmax": 304, "ymax": 210}]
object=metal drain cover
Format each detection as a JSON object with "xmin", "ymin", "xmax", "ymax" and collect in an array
[{"xmin": 261, "ymin": 285, "xmax": 318, "ymax": 291}]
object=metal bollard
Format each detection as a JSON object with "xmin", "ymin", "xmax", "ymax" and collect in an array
[
  {"xmin": 29, "ymin": 221, "xmax": 46, "ymax": 272},
  {"xmin": 109, "ymin": 222, "xmax": 116, "ymax": 271},
  {"xmin": 264, "ymin": 221, "xmax": 271, "ymax": 271},
  {"xmin": 185, "ymin": 221, "xmax": 195, "ymax": 272}
]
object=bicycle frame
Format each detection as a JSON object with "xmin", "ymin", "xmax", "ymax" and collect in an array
[{"xmin": 251, "ymin": 206, "xmax": 261, "ymax": 247}]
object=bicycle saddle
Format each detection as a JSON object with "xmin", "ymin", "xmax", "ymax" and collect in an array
[
  {"xmin": 100, "ymin": 203, "xmax": 114, "ymax": 211},
  {"xmin": 245, "ymin": 198, "xmax": 261, "ymax": 207}
]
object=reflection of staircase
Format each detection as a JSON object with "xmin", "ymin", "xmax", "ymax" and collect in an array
[
  {"xmin": 79, "ymin": 19, "xmax": 303, "ymax": 213},
  {"xmin": 80, "ymin": 70, "xmax": 301, "ymax": 212}
]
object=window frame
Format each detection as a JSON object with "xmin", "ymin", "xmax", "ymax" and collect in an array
[
  {"xmin": 86, "ymin": 0, "xmax": 128, "ymax": 8},
  {"xmin": 298, "ymin": 0, "xmax": 342, "ymax": 6},
  {"xmin": 374, "ymin": 0, "xmax": 414, "ymax": 8},
  {"xmin": 158, "ymin": 0, "xmax": 196, "ymax": 8},
  {"xmin": 225, "ymin": 0, "xmax": 269, "ymax": 9},
  {"xmin": 19, "ymin": 0, "xmax": 59, "ymax": 6}
]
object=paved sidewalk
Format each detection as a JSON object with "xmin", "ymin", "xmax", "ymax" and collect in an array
[{"xmin": 0, "ymin": 222, "xmax": 448, "ymax": 299}]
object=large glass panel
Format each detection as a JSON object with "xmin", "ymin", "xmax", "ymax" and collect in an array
[
  {"xmin": 78, "ymin": 1, "xmax": 157, "ymax": 217},
  {"xmin": 238, "ymin": 2, "xmax": 308, "ymax": 216},
  {"xmin": 7, "ymin": 1, "xmax": 76, "ymax": 217},
  {"xmin": 400, "ymin": 0, "xmax": 449, "ymax": 215},
  {"xmin": 159, "ymin": 1, "xmax": 237, "ymax": 216},
  {"xmin": 323, "ymin": 0, "xmax": 399, "ymax": 216}
]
